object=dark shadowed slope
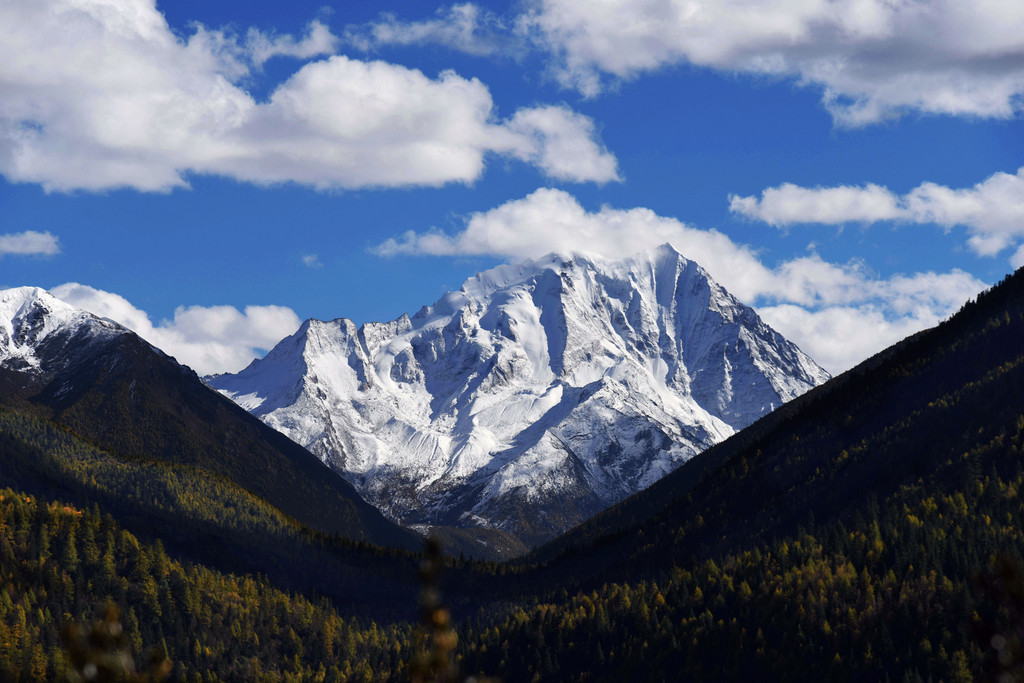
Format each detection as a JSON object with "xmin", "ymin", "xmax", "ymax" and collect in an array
[{"xmin": 0, "ymin": 287, "xmax": 417, "ymax": 552}]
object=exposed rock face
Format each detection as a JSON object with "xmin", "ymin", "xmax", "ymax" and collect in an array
[
  {"xmin": 0, "ymin": 286, "xmax": 126, "ymax": 380},
  {"xmin": 210, "ymin": 245, "xmax": 829, "ymax": 544}
]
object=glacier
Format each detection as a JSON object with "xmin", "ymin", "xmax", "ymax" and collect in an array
[{"xmin": 209, "ymin": 244, "xmax": 830, "ymax": 545}]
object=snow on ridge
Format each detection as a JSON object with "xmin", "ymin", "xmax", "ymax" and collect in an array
[
  {"xmin": 0, "ymin": 286, "xmax": 123, "ymax": 372},
  {"xmin": 208, "ymin": 244, "xmax": 830, "ymax": 541}
]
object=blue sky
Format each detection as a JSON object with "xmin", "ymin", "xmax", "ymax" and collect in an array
[{"xmin": 1, "ymin": 0, "xmax": 1022, "ymax": 375}]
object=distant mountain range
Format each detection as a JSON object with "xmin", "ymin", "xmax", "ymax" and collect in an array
[{"xmin": 209, "ymin": 244, "xmax": 829, "ymax": 547}]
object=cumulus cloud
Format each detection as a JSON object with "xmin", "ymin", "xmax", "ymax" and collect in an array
[
  {"xmin": 757, "ymin": 266, "xmax": 984, "ymax": 371},
  {"xmin": 0, "ymin": 231, "xmax": 60, "ymax": 257},
  {"xmin": 729, "ymin": 183, "xmax": 904, "ymax": 227},
  {"xmin": 731, "ymin": 167, "xmax": 1024, "ymax": 261},
  {"xmin": 375, "ymin": 187, "xmax": 766, "ymax": 296},
  {"xmin": 519, "ymin": 0, "xmax": 1024, "ymax": 124},
  {"xmin": 905, "ymin": 170, "xmax": 1024, "ymax": 256},
  {"xmin": 49, "ymin": 283, "xmax": 301, "ymax": 375},
  {"xmin": 0, "ymin": 0, "xmax": 617, "ymax": 192},
  {"xmin": 344, "ymin": 4, "xmax": 516, "ymax": 57},
  {"xmin": 373, "ymin": 188, "xmax": 986, "ymax": 373},
  {"xmin": 503, "ymin": 106, "xmax": 621, "ymax": 183},
  {"xmin": 756, "ymin": 305, "xmax": 929, "ymax": 375}
]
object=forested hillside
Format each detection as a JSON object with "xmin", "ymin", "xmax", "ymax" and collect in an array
[
  {"xmin": 449, "ymin": 268, "xmax": 1024, "ymax": 680},
  {"xmin": 0, "ymin": 488, "xmax": 414, "ymax": 681},
  {"xmin": 0, "ymin": 327, "xmax": 414, "ymax": 551},
  {"xmin": 0, "ymin": 405, "xmax": 421, "ymax": 612},
  {"xmin": 3, "ymin": 267, "xmax": 1024, "ymax": 681}
]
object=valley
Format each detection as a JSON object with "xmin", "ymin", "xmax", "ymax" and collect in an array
[{"xmin": 2, "ymin": 256, "xmax": 1023, "ymax": 681}]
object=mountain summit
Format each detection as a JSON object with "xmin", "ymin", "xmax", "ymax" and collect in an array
[
  {"xmin": 0, "ymin": 286, "xmax": 127, "ymax": 379},
  {"xmin": 210, "ymin": 245, "xmax": 829, "ymax": 545}
]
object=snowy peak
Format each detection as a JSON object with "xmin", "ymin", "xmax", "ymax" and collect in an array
[
  {"xmin": 0, "ymin": 287, "xmax": 124, "ymax": 375},
  {"xmin": 210, "ymin": 245, "xmax": 830, "ymax": 546}
]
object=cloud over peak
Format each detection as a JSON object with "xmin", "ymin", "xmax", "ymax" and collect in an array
[
  {"xmin": 374, "ymin": 188, "xmax": 986, "ymax": 374},
  {"xmin": 50, "ymin": 283, "xmax": 302, "ymax": 376}
]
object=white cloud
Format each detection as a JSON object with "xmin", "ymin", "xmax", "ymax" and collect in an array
[
  {"xmin": 247, "ymin": 20, "xmax": 339, "ymax": 66},
  {"xmin": 302, "ymin": 253, "xmax": 323, "ymax": 268},
  {"xmin": 1012, "ymin": 245, "xmax": 1024, "ymax": 270},
  {"xmin": 729, "ymin": 183, "xmax": 903, "ymax": 227},
  {"xmin": 520, "ymin": 0, "xmax": 1024, "ymax": 124},
  {"xmin": 905, "ymin": 169, "xmax": 1024, "ymax": 256},
  {"xmin": 49, "ymin": 283, "xmax": 301, "ymax": 375},
  {"xmin": 731, "ymin": 166, "xmax": 1024, "ymax": 261},
  {"xmin": 756, "ymin": 304, "xmax": 930, "ymax": 375},
  {"xmin": 0, "ymin": 0, "xmax": 617, "ymax": 192},
  {"xmin": 375, "ymin": 187, "xmax": 813, "ymax": 304},
  {"xmin": 373, "ymin": 188, "xmax": 987, "ymax": 373},
  {"xmin": 221, "ymin": 61, "xmax": 619, "ymax": 188},
  {"xmin": 748, "ymin": 259, "xmax": 985, "ymax": 377},
  {"xmin": 0, "ymin": 231, "xmax": 60, "ymax": 257},
  {"xmin": 503, "ymin": 106, "xmax": 621, "ymax": 183},
  {"xmin": 344, "ymin": 4, "xmax": 515, "ymax": 57}
]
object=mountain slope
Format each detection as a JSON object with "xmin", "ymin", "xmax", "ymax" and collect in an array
[
  {"xmin": 528, "ymin": 266, "xmax": 1024, "ymax": 575},
  {"xmin": 211, "ymin": 245, "xmax": 828, "ymax": 546},
  {"xmin": 0, "ymin": 487, "xmax": 415, "ymax": 681},
  {"xmin": 0, "ymin": 287, "xmax": 417, "ymax": 552},
  {"xmin": 448, "ymin": 268, "xmax": 1024, "ymax": 680}
]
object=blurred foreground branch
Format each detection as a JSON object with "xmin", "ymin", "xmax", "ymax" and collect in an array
[{"xmin": 61, "ymin": 604, "xmax": 172, "ymax": 682}]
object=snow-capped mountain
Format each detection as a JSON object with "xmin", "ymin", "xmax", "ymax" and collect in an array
[
  {"xmin": 0, "ymin": 287, "xmax": 127, "ymax": 380},
  {"xmin": 209, "ymin": 244, "xmax": 830, "ymax": 545},
  {"xmin": 0, "ymin": 285, "xmax": 418, "ymax": 550}
]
